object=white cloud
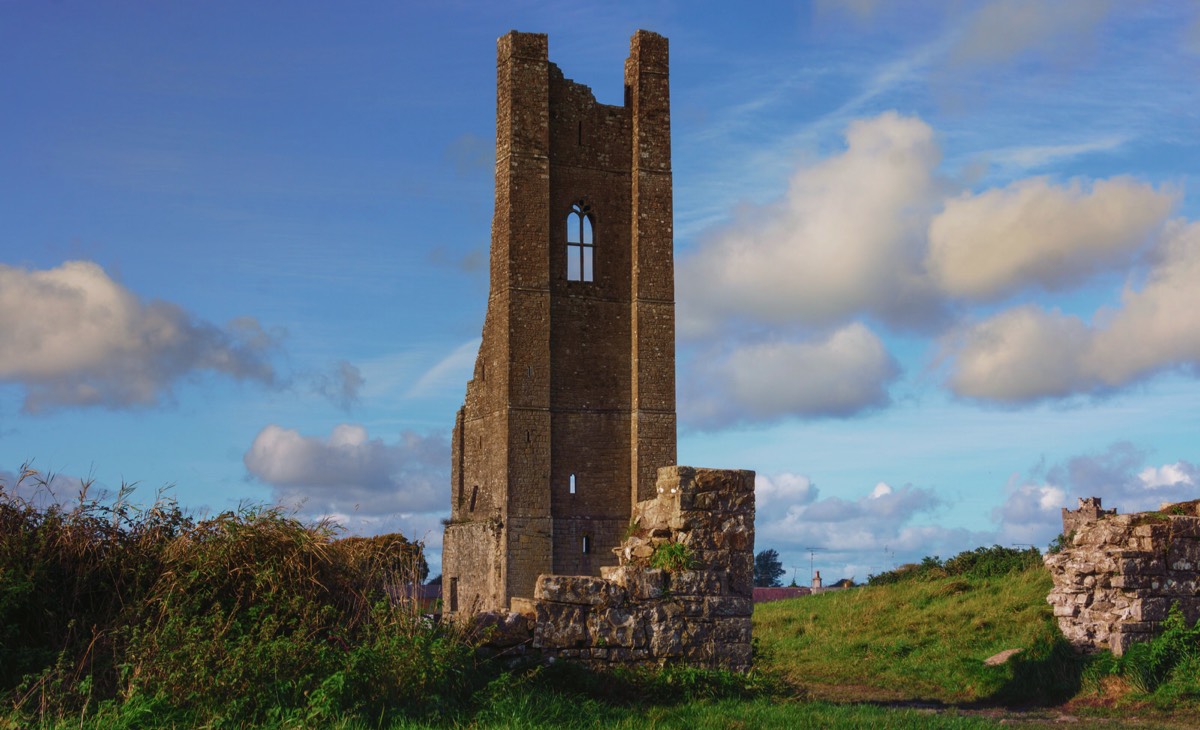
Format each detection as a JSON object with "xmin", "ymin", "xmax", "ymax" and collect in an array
[
  {"xmin": 945, "ymin": 221, "xmax": 1200, "ymax": 402},
  {"xmin": 682, "ymin": 322, "xmax": 899, "ymax": 428},
  {"xmin": 949, "ymin": 0, "xmax": 1115, "ymax": 66},
  {"xmin": 677, "ymin": 112, "xmax": 945, "ymax": 337},
  {"xmin": 996, "ymin": 444, "xmax": 1200, "ymax": 547},
  {"xmin": 755, "ymin": 472, "xmax": 817, "ymax": 509},
  {"xmin": 1138, "ymin": 463, "xmax": 1196, "ymax": 490},
  {"xmin": 928, "ymin": 176, "xmax": 1174, "ymax": 299},
  {"xmin": 244, "ymin": 423, "xmax": 449, "ymax": 517},
  {"xmin": 754, "ymin": 472, "xmax": 980, "ymax": 579},
  {"xmin": 0, "ymin": 260, "xmax": 277, "ymax": 412}
]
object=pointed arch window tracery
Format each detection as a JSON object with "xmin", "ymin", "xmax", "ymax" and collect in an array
[{"xmin": 567, "ymin": 202, "xmax": 594, "ymax": 282}]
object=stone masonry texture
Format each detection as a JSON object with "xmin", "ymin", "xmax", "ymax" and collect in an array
[
  {"xmin": 442, "ymin": 30, "xmax": 678, "ymax": 614},
  {"xmin": 1045, "ymin": 497, "xmax": 1200, "ymax": 656},
  {"xmin": 531, "ymin": 466, "xmax": 756, "ymax": 671}
]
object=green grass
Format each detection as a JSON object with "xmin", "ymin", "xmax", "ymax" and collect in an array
[{"xmin": 753, "ymin": 564, "xmax": 1077, "ymax": 704}]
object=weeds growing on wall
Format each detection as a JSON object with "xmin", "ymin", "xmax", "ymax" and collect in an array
[
  {"xmin": 0, "ymin": 466, "xmax": 475, "ymax": 727},
  {"xmin": 650, "ymin": 542, "xmax": 697, "ymax": 573}
]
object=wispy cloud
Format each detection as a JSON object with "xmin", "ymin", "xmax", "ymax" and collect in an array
[
  {"xmin": 983, "ymin": 134, "xmax": 1130, "ymax": 174},
  {"xmin": 406, "ymin": 338, "xmax": 480, "ymax": 399}
]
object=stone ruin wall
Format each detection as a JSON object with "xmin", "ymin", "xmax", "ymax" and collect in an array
[
  {"xmin": 1045, "ymin": 497, "xmax": 1200, "ymax": 655},
  {"xmin": 478, "ymin": 466, "xmax": 755, "ymax": 671}
]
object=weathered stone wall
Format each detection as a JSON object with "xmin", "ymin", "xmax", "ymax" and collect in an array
[
  {"xmin": 1045, "ymin": 497, "xmax": 1200, "ymax": 655},
  {"xmin": 443, "ymin": 30, "xmax": 678, "ymax": 613},
  {"xmin": 530, "ymin": 466, "xmax": 755, "ymax": 670}
]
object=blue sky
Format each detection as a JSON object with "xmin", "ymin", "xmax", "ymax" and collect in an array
[{"xmin": 3, "ymin": 1, "xmax": 1199, "ymax": 583}]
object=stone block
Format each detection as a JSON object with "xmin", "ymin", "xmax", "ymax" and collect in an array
[
  {"xmin": 623, "ymin": 567, "xmax": 667, "ymax": 600},
  {"xmin": 510, "ymin": 597, "xmax": 537, "ymax": 617},
  {"xmin": 648, "ymin": 621, "xmax": 685, "ymax": 657},
  {"xmin": 587, "ymin": 606, "xmax": 646, "ymax": 648},
  {"xmin": 1130, "ymin": 597, "xmax": 1171, "ymax": 622},
  {"xmin": 534, "ymin": 603, "xmax": 590, "ymax": 649},
  {"xmin": 669, "ymin": 570, "xmax": 722, "ymax": 596},
  {"xmin": 1168, "ymin": 518, "xmax": 1200, "ymax": 539},
  {"xmin": 706, "ymin": 595, "xmax": 752, "ymax": 617},
  {"xmin": 536, "ymin": 574, "xmax": 624, "ymax": 606},
  {"xmin": 472, "ymin": 611, "xmax": 534, "ymax": 648},
  {"xmin": 713, "ymin": 616, "xmax": 752, "ymax": 645}
]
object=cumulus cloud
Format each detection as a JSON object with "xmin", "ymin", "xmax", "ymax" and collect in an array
[
  {"xmin": 0, "ymin": 260, "xmax": 277, "ymax": 412},
  {"xmin": 949, "ymin": 0, "xmax": 1114, "ymax": 67},
  {"xmin": 928, "ymin": 176, "xmax": 1174, "ymax": 299},
  {"xmin": 244, "ymin": 423, "xmax": 449, "ymax": 518},
  {"xmin": 677, "ymin": 112, "xmax": 945, "ymax": 337},
  {"xmin": 682, "ymin": 323, "xmax": 899, "ymax": 428},
  {"xmin": 996, "ymin": 443, "xmax": 1200, "ymax": 546},
  {"xmin": 944, "ymin": 221, "xmax": 1200, "ymax": 402},
  {"xmin": 754, "ymin": 472, "xmax": 980, "ymax": 580},
  {"xmin": 755, "ymin": 471, "xmax": 817, "ymax": 510}
]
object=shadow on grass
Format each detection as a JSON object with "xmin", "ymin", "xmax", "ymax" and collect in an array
[{"xmin": 984, "ymin": 633, "xmax": 1088, "ymax": 707}]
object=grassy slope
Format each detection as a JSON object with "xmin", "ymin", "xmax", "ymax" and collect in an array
[{"xmin": 753, "ymin": 567, "xmax": 1069, "ymax": 703}]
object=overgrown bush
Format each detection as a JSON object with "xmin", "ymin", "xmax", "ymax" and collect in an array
[
  {"xmin": 1116, "ymin": 603, "xmax": 1200, "ymax": 695},
  {"xmin": 868, "ymin": 545, "xmax": 1042, "ymax": 586},
  {"xmin": 0, "ymin": 467, "xmax": 475, "ymax": 726}
]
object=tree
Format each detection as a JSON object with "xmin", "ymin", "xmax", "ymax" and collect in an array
[{"xmin": 754, "ymin": 548, "xmax": 786, "ymax": 587}]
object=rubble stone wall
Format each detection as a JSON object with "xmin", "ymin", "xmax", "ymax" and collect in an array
[
  {"xmin": 529, "ymin": 466, "xmax": 755, "ymax": 670},
  {"xmin": 1045, "ymin": 498, "xmax": 1200, "ymax": 655}
]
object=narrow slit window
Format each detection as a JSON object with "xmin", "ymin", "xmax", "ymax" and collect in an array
[
  {"xmin": 569, "ymin": 473, "xmax": 576, "ymax": 495},
  {"xmin": 449, "ymin": 577, "xmax": 458, "ymax": 612},
  {"xmin": 469, "ymin": 485, "xmax": 479, "ymax": 512},
  {"xmin": 582, "ymin": 535, "xmax": 591, "ymax": 554},
  {"xmin": 566, "ymin": 202, "xmax": 594, "ymax": 282}
]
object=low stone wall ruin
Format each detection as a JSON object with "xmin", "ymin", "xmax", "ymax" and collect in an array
[
  {"xmin": 526, "ymin": 466, "xmax": 755, "ymax": 670},
  {"xmin": 1044, "ymin": 497, "xmax": 1200, "ymax": 655}
]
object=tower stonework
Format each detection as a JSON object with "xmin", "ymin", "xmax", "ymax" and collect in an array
[{"xmin": 442, "ymin": 30, "xmax": 677, "ymax": 614}]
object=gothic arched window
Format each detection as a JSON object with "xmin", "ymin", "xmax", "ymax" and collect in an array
[{"xmin": 567, "ymin": 202, "xmax": 594, "ymax": 282}]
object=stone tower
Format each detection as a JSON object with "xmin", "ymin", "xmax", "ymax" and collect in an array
[{"xmin": 441, "ymin": 30, "xmax": 677, "ymax": 614}]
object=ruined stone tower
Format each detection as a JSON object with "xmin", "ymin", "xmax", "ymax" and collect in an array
[{"xmin": 442, "ymin": 30, "xmax": 677, "ymax": 614}]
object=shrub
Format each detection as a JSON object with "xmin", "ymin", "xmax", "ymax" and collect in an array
[
  {"xmin": 868, "ymin": 545, "xmax": 1041, "ymax": 586},
  {"xmin": 0, "ymin": 468, "xmax": 476, "ymax": 726}
]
